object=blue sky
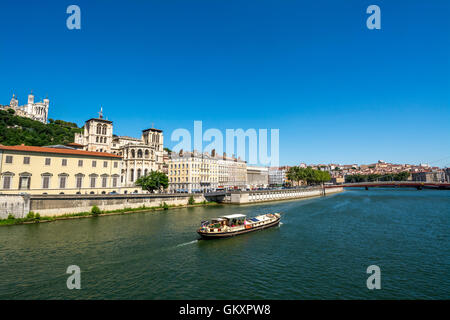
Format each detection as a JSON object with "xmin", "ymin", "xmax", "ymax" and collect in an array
[{"xmin": 1, "ymin": 0, "xmax": 449, "ymax": 167}]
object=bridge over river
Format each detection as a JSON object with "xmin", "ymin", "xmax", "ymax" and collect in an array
[{"xmin": 325, "ymin": 181, "xmax": 450, "ymax": 190}]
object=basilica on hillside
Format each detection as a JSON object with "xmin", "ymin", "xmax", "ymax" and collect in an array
[
  {"xmin": 1, "ymin": 92, "xmax": 49, "ymax": 123},
  {"xmin": 74, "ymin": 108, "xmax": 166, "ymax": 187}
]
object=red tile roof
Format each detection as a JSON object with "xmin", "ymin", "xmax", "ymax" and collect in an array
[{"xmin": 0, "ymin": 144, "xmax": 122, "ymax": 158}]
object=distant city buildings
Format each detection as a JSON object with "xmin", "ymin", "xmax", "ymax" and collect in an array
[
  {"xmin": 167, "ymin": 149, "xmax": 247, "ymax": 193},
  {"xmin": 268, "ymin": 167, "xmax": 286, "ymax": 186},
  {"xmin": 445, "ymin": 168, "xmax": 450, "ymax": 183},
  {"xmin": 411, "ymin": 171, "xmax": 446, "ymax": 183},
  {"xmin": 1, "ymin": 92, "xmax": 49, "ymax": 123},
  {"xmin": 247, "ymin": 166, "xmax": 269, "ymax": 189},
  {"xmin": 303, "ymin": 160, "xmax": 446, "ymax": 183}
]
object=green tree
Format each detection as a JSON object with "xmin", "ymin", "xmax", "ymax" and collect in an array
[
  {"xmin": 91, "ymin": 205, "xmax": 101, "ymax": 216},
  {"xmin": 314, "ymin": 170, "xmax": 331, "ymax": 185},
  {"xmin": 286, "ymin": 167, "xmax": 298, "ymax": 186},
  {"xmin": 287, "ymin": 166, "xmax": 307, "ymax": 186},
  {"xmin": 135, "ymin": 171, "xmax": 169, "ymax": 193}
]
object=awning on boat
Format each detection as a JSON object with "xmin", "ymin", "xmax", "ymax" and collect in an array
[{"xmin": 221, "ymin": 214, "xmax": 246, "ymax": 220}]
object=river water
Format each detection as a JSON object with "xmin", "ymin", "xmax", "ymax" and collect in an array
[{"xmin": 0, "ymin": 189, "xmax": 449, "ymax": 299}]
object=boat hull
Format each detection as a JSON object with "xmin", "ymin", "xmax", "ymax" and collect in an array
[{"xmin": 197, "ymin": 217, "xmax": 281, "ymax": 239}]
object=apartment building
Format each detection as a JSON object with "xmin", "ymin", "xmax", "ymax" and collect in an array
[
  {"xmin": 168, "ymin": 149, "xmax": 247, "ymax": 192},
  {"xmin": 168, "ymin": 150, "xmax": 218, "ymax": 193}
]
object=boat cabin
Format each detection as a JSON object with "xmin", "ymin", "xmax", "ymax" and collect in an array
[{"xmin": 220, "ymin": 214, "xmax": 247, "ymax": 227}]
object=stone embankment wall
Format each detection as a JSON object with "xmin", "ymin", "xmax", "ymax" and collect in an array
[
  {"xmin": 227, "ymin": 187, "xmax": 344, "ymax": 204},
  {"xmin": 0, "ymin": 194, "xmax": 31, "ymax": 219},
  {"xmin": 28, "ymin": 193, "xmax": 207, "ymax": 217}
]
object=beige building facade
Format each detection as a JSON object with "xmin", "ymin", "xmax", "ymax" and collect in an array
[
  {"xmin": 168, "ymin": 149, "xmax": 247, "ymax": 192},
  {"xmin": 0, "ymin": 145, "xmax": 124, "ymax": 195}
]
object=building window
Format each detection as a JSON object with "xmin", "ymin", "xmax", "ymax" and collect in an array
[
  {"xmin": 62, "ymin": 159, "xmax": 67, "ymax": 166},
  {"xmin": 112, "ymin": 177, "xmax": 118, "ymax": 187},
  {"xmin": 114, "ymin": 162, "xmax": 118, "ymax": 168},
  {"xmin": 23, "ymin": 157, "xmax": 30, "ymax": 165},
  {"xmin": 42, "ymin": 176, "xmax": 50, "ymax": 189},
  {"xmin": 102, "ymin": 177, "xmax": 107, "ymax": 188},
  {"xmin": 78, "ymin": 160, "xmax": 83, "ymax": 167},
  {"xmin": 19, "ymin": 176, "xmax": 30, "ymax": 190},
  {"xmin": 103, "ymin": 161, "xmax": 108, "ymax": 168},
  {"xmin": 5, "ymin": 156, "xmax": 13, "ymax": 164},
  {"xmin": 90, "ymin": 177, "xmax": 96, "ymax": 188},
  {"xmin": 2, "ymin": 176, "xmax": 12, "ymax": 189},
  {"xmin": 45, "ymin": 158, "xmax": 51, "ymax": 165},
  {"xmin": 76, "ymin": 176, "xmax": 83, "ymax": 188},
  {"xmin": 92, "ymin": 160, "xmax": 97, "ymax": 167},
  {"xmin": 59, "ymin": 176, "xmax": 67, "ymax": 189}
]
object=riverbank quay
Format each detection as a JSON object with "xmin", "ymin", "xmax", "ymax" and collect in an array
[
  {"xmin": 29, "ymin": 193, "xmax": 209, "ymax": 217},
  {"xmin": 224, "ymin": 186, "xmax": 344, "ymax": 204},
  {"xmin": 0, "ymin": 193, "xmax": 209, "ymax": 220},
  {"xmin": 0, "ymin": 199, "xmax": 220, "ymax": 227}
]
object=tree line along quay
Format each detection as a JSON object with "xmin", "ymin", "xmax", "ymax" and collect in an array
[{"xmin": 345, "ymin": 171, "xmax": 410, "ymax": 183}]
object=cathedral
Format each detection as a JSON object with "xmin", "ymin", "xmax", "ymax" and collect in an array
[
  {"xmin": 74, "ymin": 108, "xmax": 166, "ymax": 187},
  {"xmin": 1, "ymin": 92, "xmax": 49, "ymax": 123}
]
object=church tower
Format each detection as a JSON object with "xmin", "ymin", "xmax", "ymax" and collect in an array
[
  {"xmin": 28, "ymin": 92, "xmax": 34, "ymax": 105},
  {"xmin": 141, "ymin": 127, "xmax": 164, "ymax": 152},
  {"xmin": 74, "ymin": 107, "xmax": 114, "ymax": 153},
  {"xmin": 25, "ymin": 91, "xmax": 34, "ymax": 114},
  {"xmin": 9, "ymin": 94, "xmax": 18, "ymax": 108}
]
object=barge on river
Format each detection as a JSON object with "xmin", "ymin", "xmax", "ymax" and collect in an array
[{"xmin": 197, "ymin": 213, "xmax": 281, "ymax": 239}]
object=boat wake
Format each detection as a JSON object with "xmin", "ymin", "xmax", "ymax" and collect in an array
[{"xmin": 176, "ymin": 240, "xmax": 198, "ymax": 247}]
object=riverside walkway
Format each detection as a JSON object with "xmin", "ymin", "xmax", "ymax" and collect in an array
[{"xmin": 205, "ymin": 186, "xmax": 344, "ymax": 204}]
